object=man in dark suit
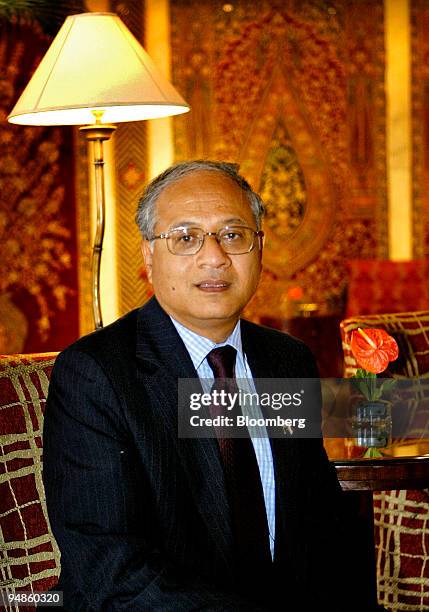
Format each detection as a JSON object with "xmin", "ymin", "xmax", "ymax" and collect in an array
[{"xmin": 43, "ymin": 160, "xmax": 353, "ymax": 611}]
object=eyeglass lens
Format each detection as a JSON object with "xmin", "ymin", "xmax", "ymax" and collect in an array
[{"xmin": 168, "ymin": 226, "xmax": 256, "ymax": 255}]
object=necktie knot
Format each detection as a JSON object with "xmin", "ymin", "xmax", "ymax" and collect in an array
[{"xmin": 207, "ymin": 345, "xmax": 237, "ymax": 379}]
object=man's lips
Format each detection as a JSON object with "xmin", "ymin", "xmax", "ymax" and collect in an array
[{"xmin": 195, "ymin": 280, "xmax": 231, "ymax": 291}]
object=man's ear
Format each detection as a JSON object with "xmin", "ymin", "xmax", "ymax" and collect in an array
[{"xmin": 141, "ymin": 240, "xmax": 153, "ymax": 283}]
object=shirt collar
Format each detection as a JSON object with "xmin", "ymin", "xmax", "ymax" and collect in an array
[{"xmin": 170, "ymin": 316, "xmax": 243, "ymax": 371}]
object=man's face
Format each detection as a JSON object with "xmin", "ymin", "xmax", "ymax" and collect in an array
[{"xmin": 141, "ymin": 170, "xmax": 262, "ymax": 341}]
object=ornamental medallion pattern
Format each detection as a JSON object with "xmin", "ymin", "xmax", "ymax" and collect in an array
[{"xmin": 171, "ymin": 0, "xmax": 387, "ymax": 321}]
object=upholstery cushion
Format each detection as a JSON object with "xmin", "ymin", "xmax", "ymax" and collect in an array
[
  {"xmin": 0, "ymin": 353, "xmax": 59, "ymax": 609},
  {"xmin": 340, "ymin": 313, "xmax": 429, "ymax": 612},
  {"xmin": 374, "ymin": 490, "xmax": 429, "ymax": 611},
  {"xmin": 346, "ymin": 260, "xmax": 429, "ymax": 318}
]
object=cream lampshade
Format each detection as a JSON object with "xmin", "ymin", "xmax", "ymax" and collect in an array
[
  {"xmin": 8, "ymin": 12, "xmax": 189, "ymax": 328},
  {"xmin": 8, "ymin": 12, "xmax": 189, "ymax": 125}
]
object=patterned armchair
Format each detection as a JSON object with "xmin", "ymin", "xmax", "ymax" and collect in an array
[
  {"xmin": 340, "ymin": 311, "xmax": 429, "ymax": 612},
  {"xmin": 0, "ymin": 353, "xmax": 60, "ymax": 610}
]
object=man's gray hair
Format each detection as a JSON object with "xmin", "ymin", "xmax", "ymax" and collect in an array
[{"xmin": 135, "ymin": 159, "xmax": 265, "ymax": 239}]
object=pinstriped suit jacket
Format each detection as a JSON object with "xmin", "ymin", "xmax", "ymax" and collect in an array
[{"xmin": 43, "ymin": 297, "xmax": 349, "ymax": 611}]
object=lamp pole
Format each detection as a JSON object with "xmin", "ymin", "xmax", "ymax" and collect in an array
[{"xmin": 80, "ymin": 111, "xmax": 116, "ymax": 329}]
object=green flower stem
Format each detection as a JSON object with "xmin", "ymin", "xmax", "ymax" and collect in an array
[{"xmin": 363, "ymin": 447, "xmax": 385, "ymax": 459}]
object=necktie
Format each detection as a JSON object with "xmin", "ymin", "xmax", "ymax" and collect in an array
[{"xmin": 206, "ymin": 346, "xmax": 271, "ymax": 581}]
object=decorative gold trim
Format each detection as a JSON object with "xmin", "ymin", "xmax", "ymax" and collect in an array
[
  {"xmin": 113, "ymin": 0, "xmax": 150, "ymax": 316},
  {"xmin": 75, "ymin": 128, "xmax": 93, "ymax": 337}
]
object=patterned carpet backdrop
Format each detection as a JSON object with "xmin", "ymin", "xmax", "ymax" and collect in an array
[
  {"xmin": 0, "ymin": 20, "xmax": 79, "ymax": 353},
  {"xmin": 411, "ymin": 0, "xmax": 429, "ymax": 259},
  {"xmin": 170, "ymin": 0, "xmax": 387, "ymax": 322}
]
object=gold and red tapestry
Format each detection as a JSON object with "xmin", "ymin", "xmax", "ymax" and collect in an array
[
  {"xmin": 411, "ymin": 0, "xmax": 429, "ymax": 259},
  {"xmin": 0, "ymin": 21, "xmax": 79, "ymax": 353},
  {"xmin": 170, "ymin": 0, "xmax": 387, "ymax": 322}
]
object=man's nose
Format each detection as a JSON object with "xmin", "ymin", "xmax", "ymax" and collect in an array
[{"xmin": 196, "ymin": 234, "xmax": 230, "ymax": 266}]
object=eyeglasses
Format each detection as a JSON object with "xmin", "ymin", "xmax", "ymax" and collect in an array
[{"xmin": 149, "ymin": 225, "xmax": 264, "ymax": 256}]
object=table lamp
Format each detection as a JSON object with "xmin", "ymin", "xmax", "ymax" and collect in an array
[{"xmin": 8, "ymin": 12, "xmax": 189, "ymax": 329}]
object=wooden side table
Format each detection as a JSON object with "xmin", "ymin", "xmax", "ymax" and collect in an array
[{"xmin": 325, "ymin": 439, "xmax": 429, "ymax": 611}]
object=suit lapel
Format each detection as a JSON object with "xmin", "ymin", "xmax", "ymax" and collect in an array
[{"xmin": 135, "ymin": 298, "xmax": 234, "ymax": 569}]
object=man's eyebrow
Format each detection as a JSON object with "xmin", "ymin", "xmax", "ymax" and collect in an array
[
  {"xmin": 167, "ymin": 220, "xmax": 200, "ymax": 229},
  {"xmin": 168, "ymin": 217, "xmax": 250, "ymax": 229},
  {"xmin": 223, "ymin": 217, "xmax": 249, "ymax": 225}
]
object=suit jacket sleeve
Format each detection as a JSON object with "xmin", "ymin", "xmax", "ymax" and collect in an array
[{"xmin": 43, "ymin": 348, "xmax": 262, "ymax": 612}]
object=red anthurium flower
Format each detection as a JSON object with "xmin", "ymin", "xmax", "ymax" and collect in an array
[{"xmin": 350, "ymin": 328, "xmax": 399, "ymax": 374}]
